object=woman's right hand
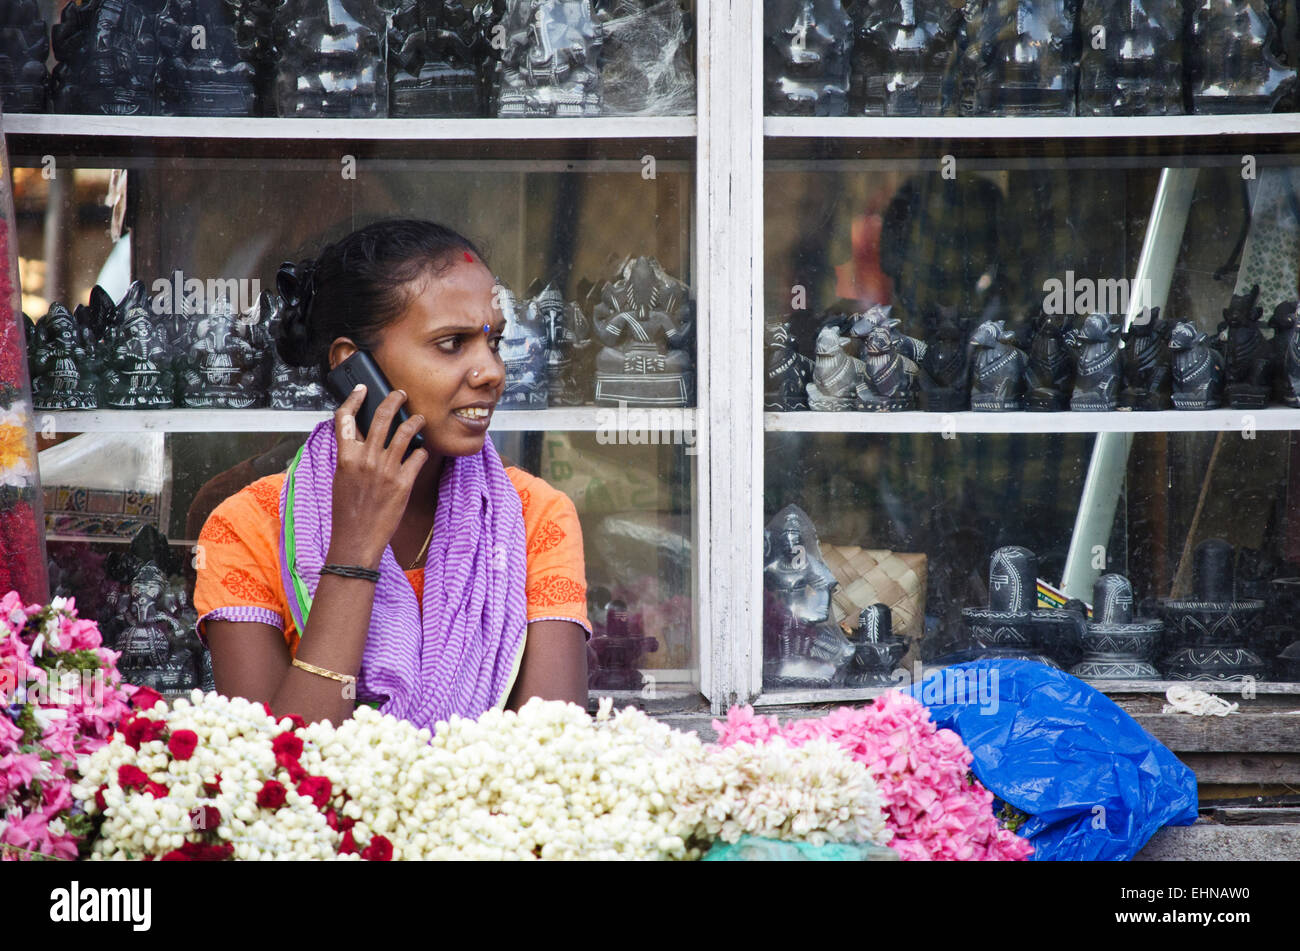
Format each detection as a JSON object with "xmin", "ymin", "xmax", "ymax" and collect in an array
[{"xmin": 327, "ymin": 384, "xmax": 428, "ymax": 569}]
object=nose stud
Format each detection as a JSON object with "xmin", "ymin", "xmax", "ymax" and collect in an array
[{"xmin": 472, "ymin": 369, "xmax": 480, "ymax": 378}]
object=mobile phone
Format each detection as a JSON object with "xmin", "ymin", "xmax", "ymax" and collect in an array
[{"xmin": 324, "ymin": 351, "xmax": 426, "ymax": 461}]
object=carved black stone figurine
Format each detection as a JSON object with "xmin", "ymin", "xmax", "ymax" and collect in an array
[
  {"xmin": 1268, "ymin": 301, "xmax": 1298, "ymax": 407},
  {"xmin": 918, "ymin": 303, "xmax": 971, "ymax": 412},
  {"xmin": 969, "ymin": 319, "xmax": 1028, "ymax": 411},
  {"xmin": 806, "ymin": 324, "xmax": 866, "ymax": 411},
  {"xmin": 587, "ymin": 597, "xmax": 660, "ymax": 690},
  {"xmin": 765, "ymin": 318, "xmax": 814, "ymax": 411},
  {"xmin": 1218, "ymin": 285, "xmax": 1271, "ymax": 409},
  {"xmin": 850, "ymin": 308, "xmax": 920, "ymax": 411},
  {"xmin": 1187, "ymin": 0, "xmax": 1297, "ymax": 114},
  {"xmin": 496, "ymin": 0, "xmax": 603, "ymax": 117},
  {"xmin": 1070, "ymin": 573, "xmax": 1162, "ymax": 680},
  {"xmin": 388, "ymin": 0, "xmax": 496, "ymax": 117},
  {"xmin": 961, "ymin": 545, "xmax": 1084, "ymax": 667},
  {"xmin": 1120, "ymin": 307, "xmax": 1172, "ymax": 410},
  {"xmin": 763, "ymin": 504, "xmax": 855, "ymax": 688},
  {"xmin": 849, "ymin": 0, "xmax": 961, "ymax": 116},
  {"xmin": 178, "ymin": 297, "xmax": 269, "ymax": 408},
  {"xmin": 845, "ymin": 603, "xmax": 908, "ymax": 687},
  {"xmin": 108, "ymin": 562, "xmax": 204, "ymax": 693},
  {"xmin": 102, "ymin": 282, "xmax": 176, "ymax": 409},
  {"xmin": 958, "ymin": 0, "xmax": 1078, "ymax": 116},
  {"xmin": 591, "ymin": 257, "xmax": 693, "ymax": 407},
  {"xmin": 499, "ymin": 281, "xmax": 550, "ymax": 409},
  {"xmin": 528, "ymin": 281, "xmax": 591, "ymax": 407},
  {"xmin": 765, "ymin": 0, "xmax": 853, "ymax": 115},
  {"xmin": 1077, "ymin": 0, "xmax": 1183, "ymax": 116},
  {"xmin": 51, "ymin": 0, "xmax": 164, "ymax": 115},
  {"xmin": 253, "ymin": 290, "xmax": 329, "ymax": 410},
  {"xmin": 1159, "ymin": 539, "xmax": 1267, "ymax": 682},
  {"xmin": 1169, "ymin": 321, "xmax": 1224, "ymax": 410},
  {"xmin": 0, "ymin": 0, "xmax": 50, "ymax": 114},
  {"xmin": 155, "ymin": 0, "xmax": 259, "ymax": 116},
  {"xmin": 273, "ymin": 0, "xmax": 389, "ymax": 117},
  {"xmin": 29, "ymin": 303, "xmax": 101, "ymax": 411},
  {"xmin": 1025, "ymin": 310, "xmax": 1073, "ymax": 411},
  {"xmin": 1069, "ymin": 313, "xmax": 1121, "ymax": 411}
]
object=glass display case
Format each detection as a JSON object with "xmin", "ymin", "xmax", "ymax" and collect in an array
[{"xmin": 5, "ymin": 0, "xmax": 1300, "ymax": 720}]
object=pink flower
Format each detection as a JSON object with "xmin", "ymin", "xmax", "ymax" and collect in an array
[{"xmin": 0, "ymin": 750, "xmax": 44, "ymax": 800}]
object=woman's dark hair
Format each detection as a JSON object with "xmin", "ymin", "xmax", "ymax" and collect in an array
[{"xmin": 275, "ymin": 218, "xmax": 485, "ymax": 376}]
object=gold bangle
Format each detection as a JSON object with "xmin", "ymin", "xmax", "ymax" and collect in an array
[{"xmin": 291, "ymin": 657, "xmax": 357, "ymax": 685}]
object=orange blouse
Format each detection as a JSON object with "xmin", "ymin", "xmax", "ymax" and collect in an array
[{"xmin": 193, "ymin": 466, "xmax": 590, "ymax": 658}]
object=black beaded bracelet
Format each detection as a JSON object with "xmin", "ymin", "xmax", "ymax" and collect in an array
[{"xmin": 321, "ymin": 563, "xmax": 381, "ymax": 583}]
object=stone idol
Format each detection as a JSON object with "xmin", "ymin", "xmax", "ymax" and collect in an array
[{"xmin": 590, "ymin": 257, "xmax": 693, "ymax": 407}]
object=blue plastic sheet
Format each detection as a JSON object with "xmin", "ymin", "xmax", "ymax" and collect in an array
[{"xmin": 905, "ymin": 659, "xmax": 1198, "ymax": 861}]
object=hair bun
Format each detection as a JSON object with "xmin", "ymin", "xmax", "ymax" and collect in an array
[{"xmin": 274, "ymin": 258, "xmax": 318, "ymax": 367}]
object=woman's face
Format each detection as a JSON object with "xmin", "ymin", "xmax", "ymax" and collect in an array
[{"xmin": 330, "ymin": 257, "xmax": 506, "ymax": 459}]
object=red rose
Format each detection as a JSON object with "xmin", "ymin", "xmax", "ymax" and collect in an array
[
  {"xmin": 203, "ymin": 774, "xmax": 222, "ymax": 796},
  {"xmin": 261, "ymin": 701, "xmax": 273, "ymax": 717},
  {"xmin": 338, "ymin": 829, "xmax": 358, "ymax": 855},
  {"xmin": 130, "ymin": 685, "xmax": 164, "ymax": 711},
  {"xmin": 120, "ymin": 715, "xmax": 166, "ymax": 751},
  {"xmin": 256, "ymin": 780, "xmax": 287, "ymax": 810},
  {"xmin": 324, "ymin": 809, "xmax": 354, "ymax": 832},
  {"xmin": 271, "ymin": 731, "xmax": 303, "ymax": 760},
  {"xmin": 167, "ymin": 729, "xmax": 199, "ymax": 761},
  {"xmin": 94, "ymin": 785, "xmax": 108, "ymax": 811},
  {"xmin": 296, "ymin": 775, "xmax": 332, "ymax": 809},
  {"xmin": 160, "ymin": 850, "xmax": 192, "ymax": 862},
  {"xmin": 117, "ymin": 764, "xmax": 150, "ymax": 791},
  {"xmin": 178, "ymin": 840, "xmax": 234, "ymax": 861},
  {"xmin": 277, "ymin": 754, "xmax": 307, "ymax": 782},
  {"xmin": 361, "ymin": 835, "xmax": 393, "ymax": 862},
  {"xmin": 144, "ymin": 781, "xmax": 169, "ymax": 798},
  {"xmin": 190, "ymin": 805, "xmax": 221, "ymax": 830}
]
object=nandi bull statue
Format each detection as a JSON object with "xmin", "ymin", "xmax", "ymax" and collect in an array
[
  {"xmin": 1070, "ymin": 313, "xmax": 1121, "ymax": 411},
  {"xmin": 1120, "ymin": 307, "xmax": 1172, "ymax": 410},
  {"xmin": 807, "ymin": 324, "xmax": 866, "ymax": 411},
  {"xmin": 765, "ymin": 318, "xmax": 814, "ymax": 411},
  {"xmin": 969, "ymin": 319, "xmax": 1027, "ymax": 411},
  {"xmin": 849, "ymin": 306, "xmax": 921, "ymax": 410},
  {"xmin": 1271, "ymin": 301, "xmax": 1300, "ymax": 407},
  {"xmin": 1169, "ymin": 321, "xmax": 1225, "ymax": 410},
  {"xmin": 1025, "ymin": 309, "xmax": 1074, "ymax": 411},
  {"xmin": 1218, "ymin": 284, "xmax": 1271, "ymax": 409}
]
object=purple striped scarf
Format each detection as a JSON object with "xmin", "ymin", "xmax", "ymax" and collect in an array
[{"xmin": 278, "ymin": 421, "xmax": 528, "ymax": 728}]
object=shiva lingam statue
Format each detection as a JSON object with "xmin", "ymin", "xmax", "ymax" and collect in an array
[
  {"xmin": 178, "ymin": 297, "xmax": 269, "ymax": 408},
  {"xmin": 591, "ymin": 257, "xmax": 694, "ymax": 407},
  {"xmin": 1069, "ymin": 313, "xmax": 1121, "ymax": 412},
  {"xmin": 1025, "ymin": 309, "xmax": 1074, "ymax": 412},
  {"xmin": 1070, "ymin": 573, "xmax": 1162, "ymax": 681},
  {"xmin": 845, "ymin": 603, "xmax": 908, "ymax": 687},
  {"xmin": 1120, "ymin": 307, "xmax": 1173, "ymax": 410},
  {"xmin": 1268, "ymin": 301, "xmax": 1298, "ymax": 407},
  {"xmin": 763, "ymin": 504, "xmax": 856, "ymax": 688},
  {"xmin": 107, "ymin": 563, "xmax": 204, "ymax": 693},
  {"xmin": 1217, "ymin": 285, "xmax": 1272, "ymax": 409},
  {"xmin": 957, "ymin": 0, "xmax": 1078, "ymax": 116},
  {"xmin": 917, "ymin": 303, "xmax": 971, "ymax": 412},
  {"xmin": 254, "ymin": 290, "xmax": 330, "ymax": 410},
  {"xmin": 587, "ymin": 597, "xmax": 660, "ymax": 691},
  {"xmin": 765, "ymin": 318, "xmax": 814, "ymax": 411},
  {"xmin": 0, "ymin": 0, "xmax": 50, "ymax": 113},
  {"xmin": 961, "ymin": 546, "xmax": 1086, "ymax": 667},
  {"xmin": 155, "ymin": 0, "xmax": 259, "ymax": 116},
  {"xmin": 102, "ymin": 282, "xmax": 177, "ymax": 409},
  {"xmin": 1169, "ymin": 321, "xmax": 1225, "ymax": 410},
  {"xmin": 50, "ymin": 0, "xmax": 164, "ymax": 115},
  {"xmin": 272, "ymin": 0, "xmax": 389, "ymax": 117},
  {"xmin": 849, "ymin": 0, "xmax": 962, "ymax": 116},
  {"xmin": 1077, "ymin": 0, "xmax": 1183, "ymax": 116},
  {"xmin": 528, "ymin": 280, "xmax": 591, "ymax": 407},
  {"xmin": 1159, "ymin": 538, "xmax": 1267, "ymax": 682},
  {"xmin": 1187, "ymin": 0, "xmax": 1296, "ymax": 114},
  {"xmin": 388, "ymin": 0, "xmax": 496, "ymax": 117},
  {"xmin": 495, "ymin": 0, "xmax": 603, "ymax": 117},
  {"xmin": 498, "ymin": 281, "xmax": 550, "ymax": 409},
  {"xmin": 765, "ymin": 0, "xmax": 853, "ymax": 115},
  {"xmin": 806, "ymin": 324, "xmax": 866, "ymax": 411},
  {"xmin": 28, "ymin": 303, "xmax": 102, "ymax": 411},
  {"xmin": 969, "ymin": 319, "xmax": 1028, "ymax": 411},
  {"xmin": 849, "ymin": 307, "xmax": 921, "ymax": 411}
]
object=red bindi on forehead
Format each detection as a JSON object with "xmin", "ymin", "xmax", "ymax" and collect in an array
[{"xmin": 463, "ymin": 252, "xmax": 475, "ymax": 263}]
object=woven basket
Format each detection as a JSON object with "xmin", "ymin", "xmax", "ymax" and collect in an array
[{"xmin": 821, "ymin": 546, "xmax": 927, "ymax": 661}]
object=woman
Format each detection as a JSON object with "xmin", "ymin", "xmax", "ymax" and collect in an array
[{"xmin": 194, "ymin": 219, "xmax": 589, "ymax": 730}]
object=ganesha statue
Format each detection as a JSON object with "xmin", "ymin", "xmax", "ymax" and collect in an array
[
  {"xmin": 849, "ymin": 0, "xmax": 962, "ymax": 116},
  {"xmin": 591, "ymin": 257, "xmax": 694, "ymax": 407},
  {"xmin": 495, "ymin": 0, "xmax": 603, "ymax": 117}
]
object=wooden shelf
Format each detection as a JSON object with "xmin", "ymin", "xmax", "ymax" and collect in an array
[{"xmin": 766, "ymin": 408, "xmax": 1300, "ymax": 435}]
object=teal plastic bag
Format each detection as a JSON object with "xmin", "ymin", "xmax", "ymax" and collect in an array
[{"xmin": 702, "ymin": 835, "xmax": 899, "ymax": 861}]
